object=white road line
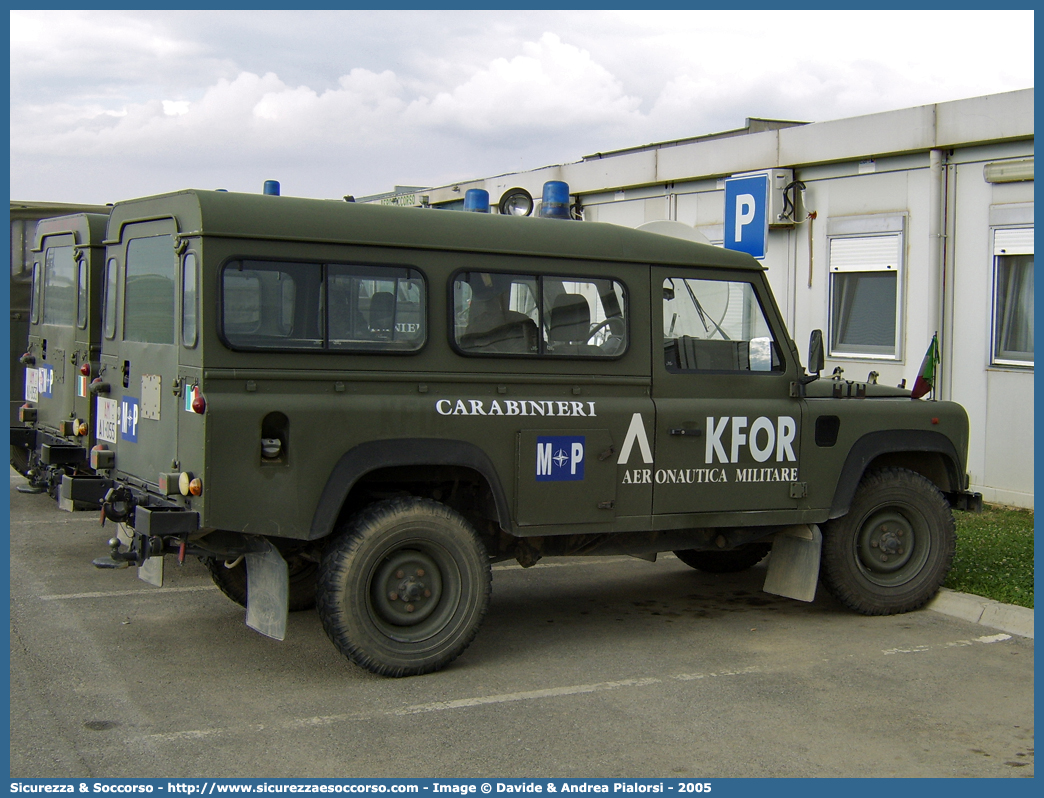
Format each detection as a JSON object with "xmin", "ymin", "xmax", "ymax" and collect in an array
[
  {"xmin": 883, "ymin": 633, "xmax": 1013, "ymax": 655},
  {"xmin": 976, "ymin": 633, "xmax": 1013, "ymax": 644},
  {"xmin": 397, "ymin": 677, "xmax": 662, "ymax": 715},
  {"xmin": 142, "ymin": 669, "xmax": 757, "ymax": 744},
  {"xmin": 39, "ymin": 585, "xmax": 217, "ymax": 601}
]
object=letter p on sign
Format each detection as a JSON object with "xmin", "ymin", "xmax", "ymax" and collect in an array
[
  {"xmin": 724, "ymin": 173, "xmax": 769, "ymax": 259},
  {"xmin": 734, "ymin": 194, "xmax": 756, "ymax": 242}
]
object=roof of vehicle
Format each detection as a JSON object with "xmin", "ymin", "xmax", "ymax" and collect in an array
[
  {"xmin": 10, "ymin": 200, "xmax": 111, "ymax": 223},
  {"xmin": 105, "ymin": 188, "xmax": 761, "ymax": 270},
  {"xmin": 33, "ymin": 212, "xmax": 110, "ymax": 250}
]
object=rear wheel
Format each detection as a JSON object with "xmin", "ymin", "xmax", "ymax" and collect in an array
[
  {"xmin": 204, "ymin": 551, "xmax": 318, "ymax": 612},
  {"xmin": 316, "ymin": 497, "xmax": 491, "ymax": 677},
  {"xmin": 673, "ymin": 542, "xmax": 772, "ymax": 573},
  {"xmin": 820, "ymin": 468, "xmax": 955, "ymax": 615},
  {"xmin": 10, "ymin": 445, "xmax": 30, "ymax": 477}
]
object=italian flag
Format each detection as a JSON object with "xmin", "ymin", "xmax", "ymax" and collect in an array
[{"xmin": 911, "ymin": 334, "xmax": 939, "ymax": 399}]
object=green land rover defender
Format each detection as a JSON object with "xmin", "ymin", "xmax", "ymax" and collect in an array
[
  {"xmin": 12, "ymin": 211, "xmax": 111, "ymax": 507},
  {"xmin": 80, "ymin": 188, "xmax": 981, "ymax": 676}
]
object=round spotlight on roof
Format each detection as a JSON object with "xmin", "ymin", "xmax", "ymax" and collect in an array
[{"xmin": 498, "ymin": 188, "xmax": 534, "ymax": 217}]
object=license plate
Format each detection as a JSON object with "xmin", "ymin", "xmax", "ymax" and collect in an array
[
  {"xmin": 24, "ymin": 368, "xmax": 39, "ymax": 402},
  {"xmin": 96, "ymin": 397, "xmax": 119, "ymax": 444}
]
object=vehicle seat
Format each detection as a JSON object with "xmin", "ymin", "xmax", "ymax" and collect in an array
[
  {"xmin": 368, "ymin": 291, "xmax": 395, "ymax": 337},
  {"xmin": 549, "ymin": 293, "xmax": 599, "ymax": 355},
  {"xmin": 459, "ymin": 296, "xmax": 538, "ymax": 354}
]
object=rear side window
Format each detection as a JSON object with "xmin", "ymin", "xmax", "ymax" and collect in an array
[
  {"xmin": 124, "ymin": 235, "xmax": 177, "ymax": 344},
  {"xmin": 222, "ymin": 259, "xmax": 425, "ymax": 352},
  {"xmin": 327, "ymin": 264, "xmax": 424, "ymax": 350},
  {"xmin": 42, "ymin": 245, "xmax": 76, "ymax": 325},
  {"xmin": 76, "ymin": 258, "xmax": 89, "ymax": 329},
  {"xmin": 102, "ymin": 258, "xmax": 118, "ymax": 339},
  {"xmin": 29, "ymin": 262, "xmax": 41, "ymax": 324},
  {"xmin": 452, "ymin": 272, "xmax": 627, "ymax": 357},
  {"xmin": 181, "ymin": 252, "xmax": 198, "ymax": 347}
]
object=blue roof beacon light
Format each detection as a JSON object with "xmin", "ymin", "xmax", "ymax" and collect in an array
[
  {"xmin": 263, "ymin": 180, "xmax": 281, "ymax": 196},
  {"xmin": 463, "ymin": 188, "xmax": 490, "ymax": 213},
  {"xmin": 538, "ymin": 180, "xmax": 571, "ymax": 219}
]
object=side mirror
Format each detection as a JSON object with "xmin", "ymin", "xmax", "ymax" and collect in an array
[{"xmin": 807, "ymin": 329, "xmax": 825, "ymax": 376}]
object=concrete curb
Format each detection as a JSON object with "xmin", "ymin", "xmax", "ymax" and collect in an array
[{"xmin": 927, "ymin": 587, "xmax": 1034, "ymax": 639}]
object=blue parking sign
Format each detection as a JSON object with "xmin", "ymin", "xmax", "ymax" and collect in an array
[{"xmin": 724, "ymin": 174, "xmax": 769, "ymax": 259}]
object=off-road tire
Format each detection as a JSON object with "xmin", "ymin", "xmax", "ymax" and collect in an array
[
  {"xmin": 820, "ymin": 467, "xmax": 956, "ymax": 615},
  {"xmin": 673, "ymin": 542, "xmax": 772, "ymax": 573},
  {"xmin": 204, "ymin": 553, "xmax": 318, "ymax": 612},
  {"xmin": 10, "ymin": 445, "xmax": 30, "ymax": 478},
  {"xmin": 316, "ymin": 497, "xmax": 491, "ymax": 677}
]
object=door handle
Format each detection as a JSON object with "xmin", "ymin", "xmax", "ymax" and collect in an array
[{"xmin": 669, "ymin": 428, "xmax": 701, "ymax": 437}]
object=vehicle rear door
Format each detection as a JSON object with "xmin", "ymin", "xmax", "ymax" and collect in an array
[{"xmin": 111, "ymin": 221, "xmax": 181, "ymax": 486}]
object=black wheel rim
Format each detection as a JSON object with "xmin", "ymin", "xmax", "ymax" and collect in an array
[
  {"xmin": 854, "ymin": 505, "xmax": 931, "ymax": 587},
  {"xmin": 366, "ymin": 540, "xmax": 461, "ymax": 644}
]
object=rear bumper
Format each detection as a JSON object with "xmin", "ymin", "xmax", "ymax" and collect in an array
[
  {"xmin": 58, "ymin": 474, "xmax": 112, "ymax": 511},
  {"xmin": 10, "ymin": 426, "xmax": 36, "ymax": 449},
  {"xmin": 9, "ymin": 426, "xmax": 87, "ymax": 465}
]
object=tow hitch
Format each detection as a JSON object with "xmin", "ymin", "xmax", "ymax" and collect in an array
[{"xmin": 92, "ymin": 533, "xmax": 164, "ymax": 569}]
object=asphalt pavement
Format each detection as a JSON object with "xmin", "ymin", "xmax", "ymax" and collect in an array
[{"xmin": 8, "ymin": 469, "xmax": 1034, "ymax": 779}]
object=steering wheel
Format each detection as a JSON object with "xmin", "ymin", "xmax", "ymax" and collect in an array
[{"xmin": 588, "ymin": 317, "xmax": 626, "ymax": 353}]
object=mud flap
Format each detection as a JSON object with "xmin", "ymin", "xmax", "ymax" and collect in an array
[
  {"xmin": 245, "ymin": 541, "xmax": 289, "ymax": 641},
  {"xmin": 137, "ymin": 555, "xmax": 164, "ymax": 587},
  {"xmin": 763, "ymin": 524, "xmax": 822, "ymax": 602}
]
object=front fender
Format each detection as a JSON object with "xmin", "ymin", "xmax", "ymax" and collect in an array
[{"xmin": 829, "ymin": 430, "xmax": 963, "ymax": 518}]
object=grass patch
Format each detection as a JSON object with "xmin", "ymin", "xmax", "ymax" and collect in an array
[{"xmin": 945, "ymin": 503, "xmax": 1034, "ymax": 608}]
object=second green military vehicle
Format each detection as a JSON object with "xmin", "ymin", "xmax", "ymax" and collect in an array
[
  {"xmin": 10, "ymin": 201, "xmax": 109, "ymax": 440},
  {"xmin": 78, "ymin": 188, "xmax": 980, "ymax": 676},
  {"xmin": 12, "ymin": 211, "xmax": 112, "ymax": 508}
]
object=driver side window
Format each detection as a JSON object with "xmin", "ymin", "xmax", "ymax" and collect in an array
[{"xmin": 663, "ymin": 277, "xmax": 781, "ymax": 372}]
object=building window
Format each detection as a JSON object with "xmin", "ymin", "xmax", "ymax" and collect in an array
[
  {"xmin": 828, "ymin": 232, "xmax": 902, "ymax": 358},
  {"xmin": 992, "ymin": 227, "xmax": 1033, "ymax": 366}
]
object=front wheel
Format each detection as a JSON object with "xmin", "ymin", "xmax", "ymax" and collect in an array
[
  {"xmin": 316, "ymin": 497, "xmax": 491, "ymax": 677},
  {"xmin": 820, "ymin": 468, "xmax": 955, "ymax": 615}
]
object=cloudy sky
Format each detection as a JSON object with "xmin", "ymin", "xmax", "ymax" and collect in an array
[{"xmin": 10, "ymin": 9, "xmax": 1034, "ymax": 205}]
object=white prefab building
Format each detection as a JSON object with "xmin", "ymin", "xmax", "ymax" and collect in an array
[{"xmin": 388, "ymin": 90, "xmax": 1035, "ymax": 508}]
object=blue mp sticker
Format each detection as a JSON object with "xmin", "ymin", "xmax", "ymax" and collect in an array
[
  {"xmin": 39, "ymin": 365, "xmax": 54, "ymax": 398},
  {"xmin": 536, "ymin": 436, "xmax": 585, "ymax": 481},
  {"xmin": 120, "ymin": 396, "xmax": 140, "ymax": 442}
]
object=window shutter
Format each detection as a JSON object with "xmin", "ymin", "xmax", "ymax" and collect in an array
[
  {"xmin": 995, "ymin": 227, "xmax": 1033, "ymax": 256},
  {"xmin": 830, "ymin": 234, "xmax": 901, "ymax": 272}
]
